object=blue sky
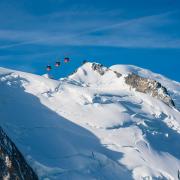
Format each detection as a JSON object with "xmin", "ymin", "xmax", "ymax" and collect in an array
[{"xmin": 0, "ymin": 0, "xmax": 180, "ymax": 81}]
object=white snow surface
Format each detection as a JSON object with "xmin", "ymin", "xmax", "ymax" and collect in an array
[{"xmin": 0, "ymin": 62, "xmax": 180, "ymax": 180}]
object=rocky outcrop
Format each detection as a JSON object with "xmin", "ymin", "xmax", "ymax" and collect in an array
[
  {"xmin": 0, "ymin": 127, "xmax": 38, "ymax": 180},
  {"xmin": 91, "ymin": 63, "xmax": 107, "ymax": 75},
  {"xmin": 125, "ymin": 73, "xmax": 175, "ymax": 107},
  {"xmin": 113, "ymin": 71, "xmax": 122, "ymax": 78},
  {"xmin": 91, "ymin": 63, "xmax": 122, "ymax": 78}
]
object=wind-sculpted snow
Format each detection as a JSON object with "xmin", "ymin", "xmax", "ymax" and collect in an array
[{"xmin": 0, "ymin": 63, "xmax": 180, "ymax": 180}]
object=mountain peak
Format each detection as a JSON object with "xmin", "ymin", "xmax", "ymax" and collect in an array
[{"xmin": 68, "ymin": 62, "xmax": 176, "ymax": 108}]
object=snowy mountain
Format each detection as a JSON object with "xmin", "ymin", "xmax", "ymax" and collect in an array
[{"xmin": 0, "ymin": 62, "xmax": 180, "ymax": 180}]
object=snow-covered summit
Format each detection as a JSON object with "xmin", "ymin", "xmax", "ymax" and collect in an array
[
  {"xmin": 69, "ymin": 62, "xmax": 176, "ymax": 108},
  {"xmin": 69, "ymin": 62, "xmax": 117, "ymax": 85},
  {"xmin": 0, "ymin": 63, "xmax": 180, "ymax": 180}
]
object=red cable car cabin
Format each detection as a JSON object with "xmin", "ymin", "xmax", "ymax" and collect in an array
[
  {"xmin": 64, "ymin": 57, "xmax": 70, "ymax": 63},
  {"xmin": 46, "ymin": 65, "xmax": 52, "ymax": 71},
  {"xmin": 55, "ymin": 61, "xmax": 61, "ymax": 67}
]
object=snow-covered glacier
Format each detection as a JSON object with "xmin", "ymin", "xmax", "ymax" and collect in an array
[{"xmin": 0, "ymin": 62, "xmax": 180, "ymax": 180}]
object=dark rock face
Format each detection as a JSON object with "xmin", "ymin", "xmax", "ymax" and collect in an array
[
  {"xmin": 113, "ymin": 71, "xmax": 122, "ymax": 78},
  {"xmin": 91, "ymin": 63, "xmax": 107, "ymax": 75},
  {"xmin": 125, "ymin": 73, "xmax": 175, "ymax": 107},
  {"xmin": 0, "ymin": 127, "xmax": 38, "ymax": 180},
  {"xmin": 91, "ymin": 63, "xmax": 122, "ymax": 78}
]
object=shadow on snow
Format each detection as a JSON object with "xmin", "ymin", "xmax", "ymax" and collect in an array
[{"xmin": 0, "ymin": 75, "xmax": 132, "ymax": 179}]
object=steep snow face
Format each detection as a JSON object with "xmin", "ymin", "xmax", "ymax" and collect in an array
[{"xmin": 0, "ymin": 63, "xmax": 180, "ymax": 180}]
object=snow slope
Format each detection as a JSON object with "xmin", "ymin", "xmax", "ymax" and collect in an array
[{"xmin": 0, "ymin": 62, "xmax": 180, "ymax": 180}]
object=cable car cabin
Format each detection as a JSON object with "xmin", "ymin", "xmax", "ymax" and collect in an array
[
  {"xmin": 55, "ymin": 61, "xmax": 61, "ymax": 67},
  {"xmin": 46, "ymin": 65, "xmax": 52, "ymax": 71},
  {"xmin": 64, "ymin": 57, "xmax": 70, "ymax": 63}
]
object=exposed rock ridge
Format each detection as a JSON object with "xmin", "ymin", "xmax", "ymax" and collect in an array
[
  {"xmin": 91, "ymin": 63, "xmax": 122, "ymax": 77},
  {"xmin": 0, "ymin": 127, "xmax": 38, "ymax": 180},
  {"xmin": 125, "ymin": 73, "xmax": 175, "ymax": 107},
  {"xmin": 91, "ymin": 63, "xmax": 108, "ymax": 75}
]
